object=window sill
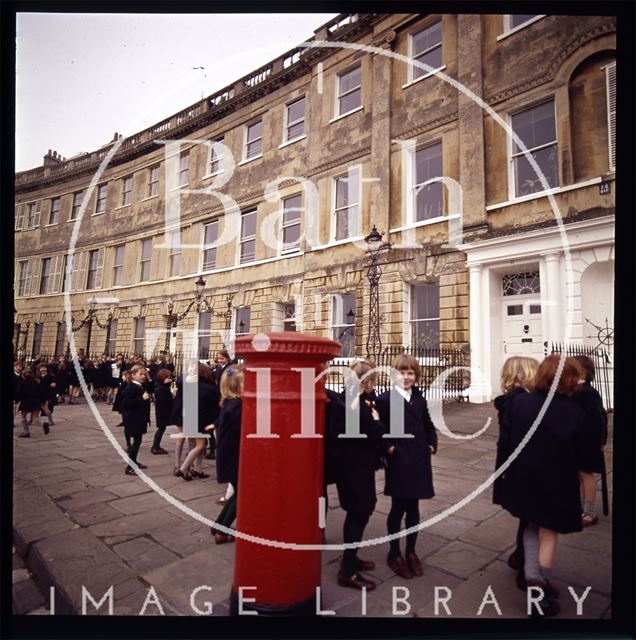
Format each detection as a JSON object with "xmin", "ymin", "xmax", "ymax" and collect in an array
[
  {"xmin": 114, "ymin": 204, "xmax": 132, "ymax": 211},
  {"xmin": 238, "ymin": 153, "xmax": 263, "ymax": 167},
  {"xmin": 201, "ymin": 251, "xmax": 304, "ymax": 276},
  {"xmin": 329, "ymin": 105, "xmax": 363, "ymax": 124},
  {"xmin": 310, "ymin": 235, "xmax": 366, "ymax": 251},
  {"xmin": 497, "ymin": 16, "xmax": 546, "ymax": 41},
  {"xmin": 279, "ymin": 135, "xmax": 307, "ymax": 150},
  {"xmin": 390, "ymin": 214, "xmax": 460, "ymax": 234},
  {"xmin": 202, "ymin": 170, "xmax": 224, "ymax": 180},
  {"xmin": 44, "ymin": 223, "xmax": 58, "ymax": 228},
  {"xmin": 402, "ymin": 65, "xmax": 446, "ymax": 89},
  {"xmin": 169, "ymin": 184, "xmax": 190, "ymax": 192},
  {"xmin": 92, "ymin": 212, "xmax": 106, "ymax": 217},
  {"xmin": 487, "ymin": 177, "xmax": 605, "ymax": 211},
  {"xmin": 142, "ymin": 194, "xmax": 159, "ymax": 202}
]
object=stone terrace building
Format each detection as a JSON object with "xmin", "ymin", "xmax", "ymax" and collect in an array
[{"xmin": 14, "ymin": 13, "xmax": 616, "ymax": 401}]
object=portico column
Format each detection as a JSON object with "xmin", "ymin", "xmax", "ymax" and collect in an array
[
  {"xmin": 543, "ymin": 252, "xmax": 562, "ymax": 346},
  {"xmin": 468, "ymin": 264, "xmax": 489, "ymax": 402}
]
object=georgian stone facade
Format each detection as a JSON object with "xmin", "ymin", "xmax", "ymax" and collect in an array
[{"xmin": 14, "ymin": 13, "xmax": 616, "ymax": 400}]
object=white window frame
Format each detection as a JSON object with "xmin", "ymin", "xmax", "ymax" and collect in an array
[
  {"xmin": 121, "ymin": 175, "xmax": 133, "ymax": 206},
  {"xmin": 25, "ymin": 201, "xmax": 42, "ymax": 229},
  {"xmin": 201, "ymin": 219, "xmax": 219, "ymax": 271},
  {"xmin": 168, "ymin": 230, "xmax": 181, "ymax": 278},
  {"xmin": 335, "ymin": 65, "xmax": 362, "ymax": 118},
  {"xmin": 39, "ymin": 257, "xmax": 53, "ymax": 295},
  {"xmin": 178, "ymin": 151, "xmax": 190, "ymax": 187},
  {"xmin": 70, "ymin": 190, "xmax": 84, "ymax": 221},
  {"xmin": 280, "ymin": 194, "xmax": 302, "ymax": 255},
  {"xmin": 238, "ymin": 209, "xmax": 257, "ymax": 265},
  {"xmin": 243, "ymin": 119, "xmax": 263, "ymax": 162},
  {"xmin": 94, "ymin": 183, "xmax": 108, "ymax": 215},
  {"xmin": 208, "ymin": 137, "xmax": 224, "ymax": 176},
  {"xmin": 604, "ymin": 61, "xmax": 616, "ymax": 173},
  {"xmin": 86, "ymin": 248, "xmax": 104, "ymax": 290},
  {"xmin": 17, "ymin": 260, "xmax": 33, "ymax": 297},
  {"xmin": 15, "ymin": 204, "xmax": 26, "ymax": 231},
  {"xmin": 508, "ymin": 98, "xmax": 559, "ymax": 201},
  {"xmin": 140, "ymin": 238, "xmax": 152, "ymax": 282},
  {"xmin": 113, "ymin": 244, "xmax": 125, "ymax": 286},
  {"xmin": 133, "ymin": 317, "xmax": 146, "ymax": 355},
  {"xmin": 283, "ymin": 97, "xmax": 305, "ymax": 144},
  {"xmin": 332, "ymin": 167, "xmax": 361, "ymax": 242},
  {"xmin": 330, "ymin": 293, "xmax": 356, "ymax": 357},
  {"xmin": 235, "ymin": 307, "xmax": 251, "ymax": 336},
  {"xmin": 409, "ymin": 282, "xmax": 441, "ymax": 349},
  {"xmin": 48, "ymin": 197, "xmax": 61, "ymax": 225},
  {"xmin": 148, "ymin": 165, "xmax": 160, "ymax": 197},
  {"xmin": 498, "ymin": 15, "xmax": 546, "ymax": 40},
  {"xmin": 407, "ymin": 20, "xmax": 444, "ymax": 85},
  {"xmin": 198, "ymin": 311, "xmax": 213, "ymax": 357},
  {"xmin": 408, "ymin": 141, "xmax": 445, "ymax": 225},
  {"xmin": 107, "ymin": 319, "xmax": 118, "ymax": 355},
  {"xmin": 54, "ymin": 321, "xmax": 67, "ymax": 356}
]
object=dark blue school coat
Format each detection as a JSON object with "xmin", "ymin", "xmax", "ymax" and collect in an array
[
  {"xmin": 502, "ymin": 391, "xmax": 597, "ymax": 533},
  {"xmin": 377, "ymin": 386, "xmax": 438, "ymax": 500}
]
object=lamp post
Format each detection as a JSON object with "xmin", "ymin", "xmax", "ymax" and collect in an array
[
  {"xmin": 16, "ymin": 320, "xmax": 31, "ymax": 359},
  {"xmin": 165, "ymin": 276, "xmax": 233, "ymax": 352},
  {"xmin": 364, "ymin": 225, "xmax": 391, "ymax": 358},
  {"xmin": 70, "ymin": 298, "xmax": 98, "ymax": 356}
]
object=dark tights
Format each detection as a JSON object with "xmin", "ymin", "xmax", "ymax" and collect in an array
[
  {"xmin": 387, "ymin": 497, "xmax": 420, "ymax": 558},
  {"xmin": 341, "ymin": 511, "xmax": 371, "ymax": 576},
  {"xmin": 126, "ymin": 434, "xmax": 142, "ymax": 465}
]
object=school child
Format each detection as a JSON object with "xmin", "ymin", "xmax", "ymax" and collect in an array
[
  {"xmin": 208, "ymin": 367, "xmax": 243, "ymax": 544},
  {"xmin": 376, "ymin": 354, "xmax": 437, "ymax": 579},
  {"xmin": 331, "ymin": 360, "xmax": 385, "ymax": 590},
  {"xmin": 13, "ymin": 361, "xmax": 23, "ymax": 418},
  {"xmin": 176, "ymin": 362, "xmax": 219, "ymax": 480},
  {"xmin": 16, "ymin": 370, "xmax": 45, "ymax": 438},
  {"xmin": 572, "ymin": 355, "xmax": 609, "ymax": 527},
  {"xmin": 107, "ymin": 355, "xmax": 124, "ymax": 405},
  {"xmin": 112, "ymin": 370, "xmax": 132, "ymax": 426},
  {"xmin": 492, "ymin": 356, "xmax": 539, "ymax": 584},
  {"xmin": 502, "ymin": 355, "xmax": 598, "ymax": 617},
  {"xmin": 151, "ymin": 368, "xmax": 174, "ymax": 455},
  {"xmin": 38, "ymin": 363, "xmax": 58, "ymax": 432},
  {"xmin": 120, "ymin": 364, "xmax": 151, "ymax": 475}
]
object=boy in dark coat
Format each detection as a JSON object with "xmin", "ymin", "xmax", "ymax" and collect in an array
[
  {"xmin": 151, "ymin": 368, "xmax": 174, "ymax": 455},
  {"xmin": 16, "ymin": 369, "xmax": 46, "ymax": 438},
  {"xmin": 13, "ymin": 361, "xmax": 23, "ymax": 418},
  {"xmin": 331, "ymin": 360, "xmax": 385, "ymax": 591},
  {"xmin": 38, "ymin": 363, "xmax": 58, "ymax": 432},
  {"xmin": 377, "ymin": 354, "xmax": 437, "ymax": 580},
  {"xmin": 120, "ymin": 364, "xmax": 151, "ymax": 475}
]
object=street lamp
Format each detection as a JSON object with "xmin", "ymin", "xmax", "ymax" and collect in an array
[
  {"xmin": 364, "ymin": 225, "xmax": 391, "ymax": 358},
  {"xmin": 165, "ymin": 276, "xmax": 234, "ymax": 352}
]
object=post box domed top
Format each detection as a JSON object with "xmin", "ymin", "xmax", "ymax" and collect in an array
[{"xmin": 235, "ymin": 332, "xmax": 342, "ymax": 361}]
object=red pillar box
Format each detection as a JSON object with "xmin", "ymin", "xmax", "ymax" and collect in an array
[{"xmin": 230, "ymin": 332, "xmax": 341, "ymax": 616}]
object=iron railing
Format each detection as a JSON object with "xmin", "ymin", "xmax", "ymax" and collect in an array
[{"xmin": 546, "ymin": 341, "xmax": 613, "ymax": 412}]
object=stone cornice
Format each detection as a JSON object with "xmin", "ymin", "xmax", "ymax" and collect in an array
[
  {"xmin": 485, "ymin": 19, "xmax": 616, "ymax": 107},
  {"xmin": 306, "ymin": 146, "xmax": 371, "ymax": 177},
  {"xmin": 394, "ymin": 110, "xmax": 459, "ymax": 141}
]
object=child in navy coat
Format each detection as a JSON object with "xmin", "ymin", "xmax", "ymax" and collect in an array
[{"xmin": 377, "ymin": 354, "xmax": 437, "ymax": 580}]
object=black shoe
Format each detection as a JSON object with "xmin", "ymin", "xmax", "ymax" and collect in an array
[
  {"xmin": 529, "ymin": 598, "xmax": 560, "ymax": 618},
  {"xmin": 125, "ymin": 466, "xmax": 136, "ymax": 476},
  {"xmin": 18, "ymin": 433, "xmax": 31, "ymax": 438},
  {"xmin": 43, "ymin": 423, "xmax": 50, "ymax": 435},
  {"xmin": 337, "ymin": 572, "xmax": 376, "ymax": 591}
]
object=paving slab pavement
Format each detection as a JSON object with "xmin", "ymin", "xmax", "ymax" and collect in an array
[{"xmin": 12, "ymin": 398, "xmax": 612, "ymax": 619}]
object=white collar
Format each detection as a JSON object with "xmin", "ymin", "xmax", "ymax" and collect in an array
[
  {"xmin": 395, "ymin": 385, "xmax": 412, "ymax": 402},
  {"xmin": 132, "ymin": 380, "xmax": 143, "ymax": 386}
]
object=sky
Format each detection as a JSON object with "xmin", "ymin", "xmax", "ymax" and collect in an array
[{"xmin": 15, "ymin": 12, "xmax": 338, "ymax": 171}]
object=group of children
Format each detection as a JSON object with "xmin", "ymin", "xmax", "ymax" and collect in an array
[
  {"xmin": 492, "ymin": 353, "xmax": 608, "ymax": 617},
  {"xmin": 16, "ymin": 347, "xmax": 607, "ymax": 615}
]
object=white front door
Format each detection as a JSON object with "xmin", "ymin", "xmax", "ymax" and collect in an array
[{"xmin": 502, "ymin": 298, "xmax": 544, "ymax": 359}]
